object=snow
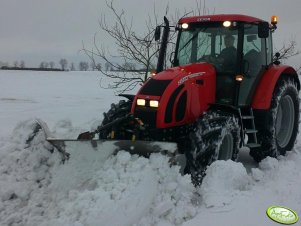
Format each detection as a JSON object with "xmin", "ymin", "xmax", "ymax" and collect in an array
[
  {"xmin": 0, "ymin": 70, "xmax": 301, "ymax": 226},
  {"xmin": 199, "ymin": 160, "xmax": 251, "ymax": 208},
  {"xmin": 0, "ymin": 70, "xmax": 122, "ymax": 138}
]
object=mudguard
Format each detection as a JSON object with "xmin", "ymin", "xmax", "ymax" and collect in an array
[{"xmin": 252, "ymin": 65, "xmax": 299, "ymax": 110}]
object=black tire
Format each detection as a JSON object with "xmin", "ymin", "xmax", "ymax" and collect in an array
[
  {"xmin": 250, "ymin": 77, "xmax": 299, "ymax": 162},
  {"xmin": 186, "ymin": 110, "xmax": 241, "ymax": 186},
  {"xmin": 98, "ymin": 99, "xmax": 132, "ymax": 139}
]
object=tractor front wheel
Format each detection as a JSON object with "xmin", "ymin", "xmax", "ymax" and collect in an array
[
  {"xmin": 186, "ymin": 110, "xmax": 241, "ymax": 186},
  {"xmin": 98, "ymin": 100, "xmax": 132, "ymax": 139}
]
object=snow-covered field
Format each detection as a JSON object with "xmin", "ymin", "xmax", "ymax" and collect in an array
[{"xmin": 0, "ymin": 70, "xmax": 300, "ymax": 226}]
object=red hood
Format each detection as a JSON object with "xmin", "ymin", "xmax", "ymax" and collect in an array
[{"xmin": 153, "ymin": 62, "xmax": 216, "ymax": 83}]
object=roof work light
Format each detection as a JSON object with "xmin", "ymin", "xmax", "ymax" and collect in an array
[
  {"xmin": 223, "ymin": 21, "xmax": 231, "ymax": 27},
  {"xmin": 271, "ymin": 15, "xmax": 278, "ymax": 25},
  {"xmin": 181, "ymin": 23, "xmax": 189, "ymax": 29},
  {"xmin": 271, "ymin": 15, "xmax": 278, "ymax": 31}
]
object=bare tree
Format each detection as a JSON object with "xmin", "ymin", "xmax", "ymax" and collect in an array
[
  {"xmin": 90, "ymin": 61, "xmax": 96, "ymax": 71},
  {"xmin": 13, "ymin": 61, "xmax": 18, "ymax": 68},
  {"xmin": 59, "ymin": 59, "xmax": 68, "ymax": 71},
  {"xmin": 79, "ymin": 61, "xmax": 89, "ymax": 71},
  {"xmin": 122, "ymin": 62, "xmax": 136, "ymax": 71},
  {"xmin": 49, "ymin": 61, "xmax": 55, "ymax": 69},
  {"xmin": 274, "ymin": 39, "xmax": 300, "ymax": 72},
  {"xmin": 275, "ymin": 40, "xmax": 300, "ymax": 61},
  {"xmin": 39, "ymin": 62, "xmax": 46, "ymax": 69},
  {"xmin": 83, "ymin": 1, "xmax": 167, "ymax": 93},
  {"xmin": 20, "ymin": 61, "xmax": 25, "ymax": 68},
  {"xmin": 95, "ymin": 63, "xmax": 102, "ymax": 71},
  {"xmin": 82, "ymin": 0, "xmax": 212, "ymax": 93},
  {"xmin": 70, "ymin": 62, "xmax": 75, "ymax": 71}
]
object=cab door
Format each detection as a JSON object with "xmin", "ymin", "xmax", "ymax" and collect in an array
[{"xmin": 238, "ymin": 23, "xmax": 272, "ymax": 106}]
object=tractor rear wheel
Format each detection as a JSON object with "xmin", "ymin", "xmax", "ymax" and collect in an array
[
  {"xmin": 186, "ymin": 110, "xmax": 241, "ymax": 186},
  {"xmin": 98, "ymin": 100, "xmax": 132, "ymax": 139},
  {"xmin": 250, "ymin": 77, "xmax": 299, "ymax": 162}
]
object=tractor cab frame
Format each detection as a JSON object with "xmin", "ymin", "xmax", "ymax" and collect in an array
[
  {"xmin": 174, "ymin": 18, "xmax": 272, "ymax": 107},
  {"xmin": 156, "ymin": 15, "xmax": 274, "ymax": 107}
]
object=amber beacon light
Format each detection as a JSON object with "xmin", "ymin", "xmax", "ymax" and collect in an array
[{"xmin": 271, "ymin": 15, "xmax": 278, "ymax": 25}]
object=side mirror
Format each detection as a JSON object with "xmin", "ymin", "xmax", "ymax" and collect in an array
[
  {"xmin": 258, "ymin": 22, "xmax": 269, "ymax": 38},
  {"xmin": 154, "ymin": 26, "xmax": 161, "ymax": 41},
  {"xmin": 273, "ymin": 52, "xmax": 281, "ymax": 65}
]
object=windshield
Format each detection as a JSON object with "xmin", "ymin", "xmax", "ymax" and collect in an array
[{"xmin": 175, "ymin": 22, "xmax": 238, "ymax": 72}]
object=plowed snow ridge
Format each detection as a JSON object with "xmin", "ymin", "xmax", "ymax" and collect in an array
[{"xmin": 1, "ymin": 119, "xmax": 301, "ymax": 226}]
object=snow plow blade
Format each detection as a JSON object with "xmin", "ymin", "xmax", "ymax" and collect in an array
[
  {"xmin": 34, "ymin": 119, "xmax": 178, "ymax": 161},
  {"xmin": 47, "ymin": 138, "xmax": 178, "ymax": 158}
]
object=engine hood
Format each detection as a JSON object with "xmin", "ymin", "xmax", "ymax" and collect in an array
[
  {"xmin": 153, "ymin": 62, "xmax": 216, "ymax": 84},
  {"xmin": 133, "ymin": 62, "xmax": 217, "ymax": 128}
]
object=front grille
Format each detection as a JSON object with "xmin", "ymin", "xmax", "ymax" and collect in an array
[
  {"xmin": 134, "ymin": 107, "xmax": 157, "ymax": 126},
  {"xmin": 139, "ymin": 79, "xmax": 171, "ymax": 96},
  {"xmin": 176, "ymin": 91, "xmax": 187, "ymax": 121},
  {"xmin": 165, "ymin": 84, "xmax": 184, "ymax": 123}
]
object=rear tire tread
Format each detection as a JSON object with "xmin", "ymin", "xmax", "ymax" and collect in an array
[{"xmin": 250, "ymin": 77, "xmax": 299, "ymax": 162}]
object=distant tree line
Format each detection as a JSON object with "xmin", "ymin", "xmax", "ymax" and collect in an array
[{"xmin": 0, "ymin": 59, "xmax": 145, "ymax": 72}]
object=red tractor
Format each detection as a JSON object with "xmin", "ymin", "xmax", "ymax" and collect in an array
[{"xmin": 53, "ymin": 14, "xmax": 300, "ymax": 185}]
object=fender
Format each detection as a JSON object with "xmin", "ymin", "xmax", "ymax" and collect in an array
[{"xmin": 252, "ymin": 65, "xmax": 299, "ymax": 110}]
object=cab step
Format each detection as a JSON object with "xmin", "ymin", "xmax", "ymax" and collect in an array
[
  {"xmin": 242, "ymin": 115, "xmax": 254, "ymax": 119},
  {"xmin": 238, "ymin": 107, "xmax": 260, "ymax": 148},
  {"xmin": 245, "ymin": 129, "xmax": 258, "ymax": 134},
  {"xmin": 246, "ymin": 143, "xmax": 261, "ymax": 148}
]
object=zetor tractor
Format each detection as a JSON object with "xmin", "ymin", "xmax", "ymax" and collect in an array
[{"xmin": 65, "ymin": 14, "xmax": 300, "ymax": 185}]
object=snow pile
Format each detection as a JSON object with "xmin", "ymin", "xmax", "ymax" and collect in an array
[
  {"xmin": 0, "ymin": 120, "xmax": 197, "ymax": 226},
  {"xmin": 183, "ymin": 150, "xmax": 301, "ymax": 226},
  {"xmin": 44, "ymin": 152, "xmax": 158, "ymax": 226},
  {"xmin": 0, "ymin": 120, "xmax": 61, "ymax": 226},
  {"xmin": 199, "ymin": 160, "xmax": 251, "ymax": 208},
  {"xmin": 51, "ymin": 119, "xmax": 85, "ymax": 139},
  {"xmin": 1, "ymin": 118, "xmax": 301, "ymax": 226},
  {"xmin": 250, "ymin": 153, "xmax": 301, "ymax": 209},
  {"xmin": 136, "ymin": 155, "xmax": 197, "ymax": 226}
]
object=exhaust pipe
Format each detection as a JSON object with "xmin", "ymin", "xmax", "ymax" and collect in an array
[{"xmin": 156, "ymin": 16, "xmax": 170, "ymax": 73}]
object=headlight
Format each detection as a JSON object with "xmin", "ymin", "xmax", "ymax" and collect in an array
[
  {"xmin": 137, "ymin": 99, "xmax": 146, "ymax": 106},
  {"xmin": 149, "ymin": 100, "xmax": 159, "ymax": 108}
]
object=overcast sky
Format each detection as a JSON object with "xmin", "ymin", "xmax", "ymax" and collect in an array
[{"xmin": 1, "ymin": 0, "xmax": 300, "ymax": 69}]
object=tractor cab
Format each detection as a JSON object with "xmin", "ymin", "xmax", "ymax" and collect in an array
[{"xmin": 172, "ymin": 15, "xmax": 274, "ymax": 106}]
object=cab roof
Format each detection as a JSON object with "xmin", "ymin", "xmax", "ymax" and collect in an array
[{"xmin": 179, "ymin": 14, "xmax": 265, "ymax": 24}]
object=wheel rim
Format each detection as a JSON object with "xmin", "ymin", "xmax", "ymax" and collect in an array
[
  {"xmin": 218, "ymin": 133, "xmax": 233, "ymax": 160},
  {"xmin": 275, "ymin": 95, "xmax": 295, "ymax": 148}
]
